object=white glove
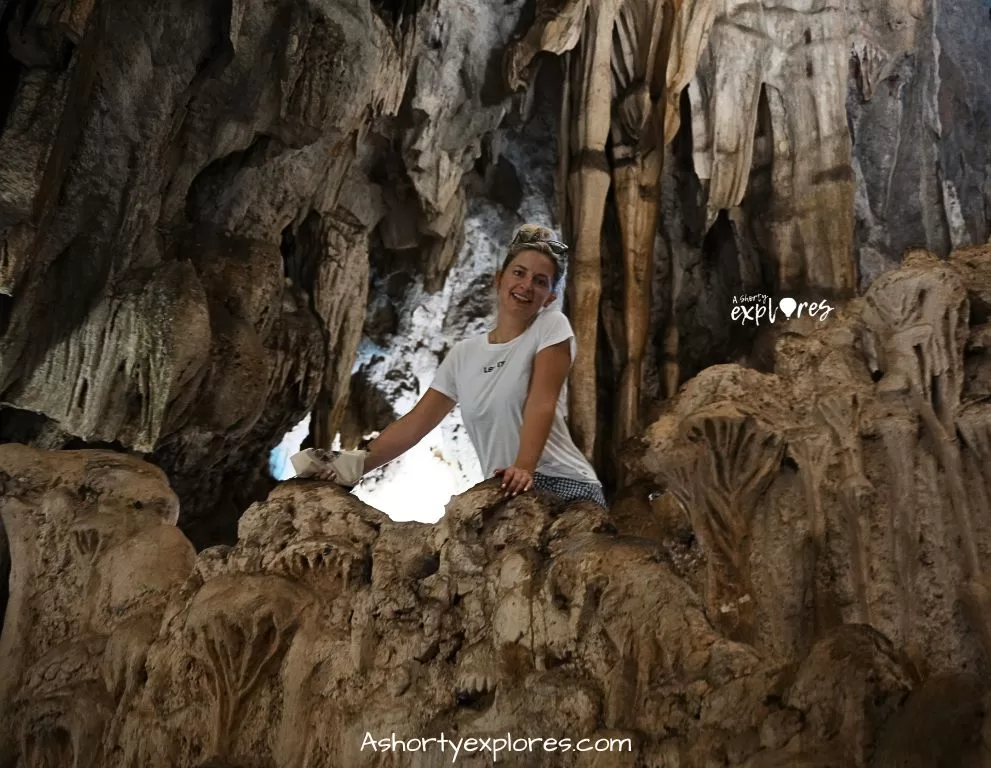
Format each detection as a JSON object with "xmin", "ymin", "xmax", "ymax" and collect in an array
[{"xmin": 290, "ymin": 448, "xmax": 367, "ymax": 487}]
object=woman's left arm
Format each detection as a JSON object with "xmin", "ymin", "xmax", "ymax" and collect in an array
[{"xmin": 496, "ymin": 339, "xmax": 571, "ymax": 496}]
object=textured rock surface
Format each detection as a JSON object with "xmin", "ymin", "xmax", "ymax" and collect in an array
[
  {"xmin": 0, "ymin": 0, "xmax": 411, "ymax": 544},
  {"xmin": 0, "ymin": 0, "xmax": 534, "ymax": 543},
  {"xmin": 0, "ymin": 446, "xmax": 195, "ymax": 764},
  {"xmin": 690, "ymin": 0, "xmax": 855, "ymax": 294},
  {"xmin": 1, "ymin": 0, "xmax": 991, "ymax": 759},
  {"xmin": 849, "ymin": 0, "xmax": 991, "ymax": 286},
  {"xmin": 3, "ymin": 254, "xmax": 991, "ymax": 763},
  {"xmin": 505, "ymin": 0, "xmax": 991, "ymax": 468},
  {"xmin": 7, "ymin": 443, "xmax": 983, "ymax": 768},
  {"xmin": 2, "ymin": 0, "xmax": 990, "ymax": 536},
  {"xmin": 629, "ymin": 247, "xmax": 991, "ymax": 680}
]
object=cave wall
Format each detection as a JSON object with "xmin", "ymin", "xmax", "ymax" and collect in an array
[
  {"xmin": 848, "ymin": 0, "xmax": 991, "ymax": 284},
  {"xmin": 0, "ymin": 0, "xmax": 990, "ymax": 761},
  {"xmin": 0, "ymin": 0, "xmax": 989, "ymax": 539},
  {"xmin": 660, "ymin": 0, "xmax": 991, "ymax": 409},
  {"xmin": 4, "ymin": 243, "xmax": 991, "ymax": 768},
  {"xmin": 627, "ymin": 245, "xmax": 991, "ymax": 681},
  {"xmin": 0, "ymin": 0, "xmax": 536, "ymax": 544}
]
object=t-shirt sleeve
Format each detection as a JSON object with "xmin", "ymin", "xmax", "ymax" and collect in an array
[
  {"xmin": 429, "ymin": 344, "xmax": 459, "ymax": 401},
  {"xmin": 536, "ymin": 310, "xmax": 577, "ymax": 362}
]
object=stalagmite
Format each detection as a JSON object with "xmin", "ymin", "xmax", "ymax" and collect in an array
[
  {"xmin": 184, "ymin": 575, "xmax": 310, "ymax": 759},
  {"xmin": 785, "ymin": 426, "xmax": 835, "ymax": 636},
  {"xmin": 673, "ymin": 401, "xmax": 784, "ymax": 641},
  {"xmin": 877, "ymin": 410, "xmax": 919, "ymax": 655},
  {"xmin": 627, "ymin": 246, "xmax": 991, "ymax": 674},
  {"xmin": 817, "ymin": 392, "xmax": 873, "ymax": 625},
  {"xmin": 862, "ymin": 252, "xmax": 991, "ymax": 658}
]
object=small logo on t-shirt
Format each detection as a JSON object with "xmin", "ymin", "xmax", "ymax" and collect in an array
[{"xmin": 482, "ymin": 361, "xmax": 506, "ymax": 373}]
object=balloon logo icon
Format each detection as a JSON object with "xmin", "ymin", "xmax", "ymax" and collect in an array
[{"xmin": 779, "ymin": 297, "xmax": 797, "ymax": 318}]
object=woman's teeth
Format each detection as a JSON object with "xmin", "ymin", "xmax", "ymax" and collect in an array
[{"xmin": 511, "ymin": 292, "xmax": 531, "ymax": 303}]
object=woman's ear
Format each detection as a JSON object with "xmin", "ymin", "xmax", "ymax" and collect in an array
[
  {"xmin": 543, "ymin": 292, "xmax": 557, "ymax": 308},
  {"xmin": 494, "ymin": 271, "xmax": 502, "ymax": 290}
]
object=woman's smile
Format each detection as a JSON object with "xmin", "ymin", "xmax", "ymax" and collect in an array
[{"xmin": 498, "ymin": 249, "xmax": 557, "ymax": 316}]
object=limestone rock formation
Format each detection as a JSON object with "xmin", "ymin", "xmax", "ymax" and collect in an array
[
  {"xmin": 8, "ymin": 442, "xmax": 989, "ymax": 768},
  {"xmin": 505, "ymin": 0, "xmax": 719, "ymax": 459},
  {"xmin": 4, "ymin": 251, "xmax": 991, "ymax": 763},
  {"xmin": 848, "ymin": 0, "xmax": 991, "ymax": 282},
  {"xmin": 0, "ymin": 0, "xmax": 538, "ymax": 543},
  {"xmin": 2, "ymin": 0, "xmax": 990, "ymax": 533},
  {"xmin": 628, "ymin": 246, "xmax": 991, "ymax": 681},
  {"xmin": 506, "ymin": 0, "xmax": 991, "ymax": 469},
  {"xmin": 2, "ymin": 0, "xmax": 991, "ymax": 760},
  {"xmin": 0, "ymin": 446, "xmax": 195, "ymax": 764}
]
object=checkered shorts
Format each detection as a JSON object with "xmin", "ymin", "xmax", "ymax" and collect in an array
[{"xmin": 533, "ymin": 473, "xmax": 607, "ymax": 508}]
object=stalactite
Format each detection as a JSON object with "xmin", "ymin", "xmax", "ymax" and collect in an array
[
  {"xmin": 688, "ymin": 0, "xmax": 855, "ymax": 293},
  {"xmin": 506, "ymin": 0, "xmax": 864, "ymax": 461},
  {"xmin": 507, "ymin": 0, "xmax": 716, "ymax": 459}
]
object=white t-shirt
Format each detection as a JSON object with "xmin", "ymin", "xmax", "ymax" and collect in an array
[{"xmin": 429, "ymin": 309, "xmax": 601, "ymax": 485}]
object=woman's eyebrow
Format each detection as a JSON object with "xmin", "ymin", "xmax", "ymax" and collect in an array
[{"xmin": 515, "ymin": 265, "xmax": 551, "ymax": 281}]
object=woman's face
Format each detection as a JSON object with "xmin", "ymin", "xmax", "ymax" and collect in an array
[{"xmin": 495, "ymin": 249, "xmax": 557, "ymax": 319}]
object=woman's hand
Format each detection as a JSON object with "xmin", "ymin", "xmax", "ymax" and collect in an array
[
  {"xmin": 314, "ymin": 467, "xmax": 357, "ymax": 490},
  {"xmin": 314, "ymin": 450, "xmax": 367, "ymax": 488},
  {"xmin": 494, "ymin": 466, "xmax": 533, "ymax": 497}
]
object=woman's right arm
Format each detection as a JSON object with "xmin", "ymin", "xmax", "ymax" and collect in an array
[{"xmin": 362, "ymin": 387, "xmax": 456, "ymax": 472}]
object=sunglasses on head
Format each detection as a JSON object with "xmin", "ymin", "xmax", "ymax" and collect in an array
[{"xmin": 511, "ymin": 229, "xmax": 569, "ymax": 255}]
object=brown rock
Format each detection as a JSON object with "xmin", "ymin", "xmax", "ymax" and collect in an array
[{"xmin": 0, "ymin": 446, "xmax": 940, "ymax": 768}]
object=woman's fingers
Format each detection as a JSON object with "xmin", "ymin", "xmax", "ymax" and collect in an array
[
  {"xmin": 500, "ymin": 469, "xmax": 532, "ymax": 496},
  {"xmin": 503, "ymin": 471, "xmax": 516, "ymax": 494},
  {"xmin": 494, "ymin": 467, "xmax": 535, "ymax": 497}
]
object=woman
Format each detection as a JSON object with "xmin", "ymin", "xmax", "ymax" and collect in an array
[{"xmin": 315, "ymin": 224, "xmax": 606, "ymax": 508}]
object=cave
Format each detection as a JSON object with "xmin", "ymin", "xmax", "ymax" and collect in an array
[{"xmin": 2, "ymin": 0, "xmax": 991, "ymax": 765}]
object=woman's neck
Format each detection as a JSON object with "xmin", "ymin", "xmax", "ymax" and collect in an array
[{"xmin": 489, "ymin": 314, "xmax": 533, "ymax": 344}]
